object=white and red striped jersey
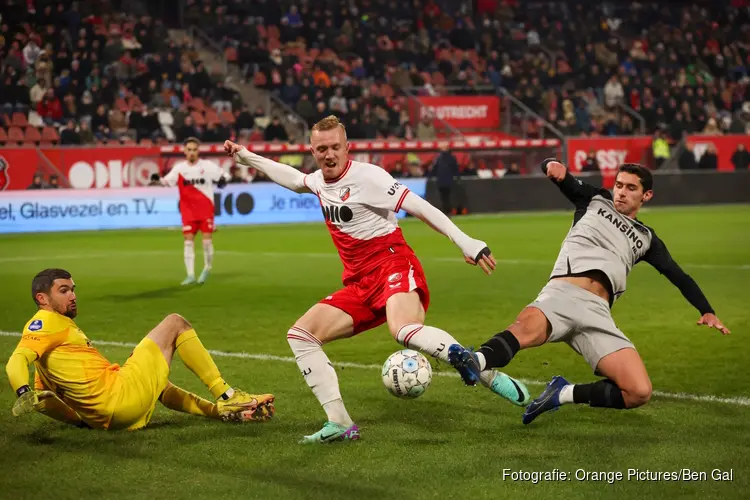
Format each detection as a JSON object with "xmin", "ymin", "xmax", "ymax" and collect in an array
[
  {"xmin": 163, "ymin": 159, "xmax": 225, "ymax": 221},
  {"xmin": 303, "ymin": 160, "xmax": 416, "ymax": 284}
]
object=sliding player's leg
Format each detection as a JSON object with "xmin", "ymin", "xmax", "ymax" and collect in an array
[
  {"xmin": 289, "ymin": 301, "xmax": 361, "ymax": 444},
  {"xmin": 522, "ymin": 290, "xmax": 647, "ymax": 424},
  {"xmin": 182, "ymin": 230, "xmax": 197, "ymax": 285},
  {"xmin": 198, "ymin": 220, "xmax": 215, "ymax": 284},
  {"xmin": 386, "ymin": 291, "xmax": 530, "ymax": 406}
]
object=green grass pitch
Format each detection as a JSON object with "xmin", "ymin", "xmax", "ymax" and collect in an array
[{"xmin": 0, "ymin": 205, "xmax": 748, "ymax": 499}]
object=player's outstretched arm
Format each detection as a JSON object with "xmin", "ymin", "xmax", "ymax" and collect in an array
[
  {"xmin": 400, "ymin": 192, "xmax": 496, "ymax": 275},
  {"xmin": 642, "ymin": 234, "xmax": 730, "ymax": 335},
  {"xmin": 224, "ymin": 140, "xmax": 310, "ymax": 194},
  {"xmin": 542, "ymin": 159, "xmax": 609, "ymax": 208}
]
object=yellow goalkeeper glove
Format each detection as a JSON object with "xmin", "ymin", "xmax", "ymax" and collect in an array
[{"xmin": 12, "ymin": 385, "xmax": 54, "ymax": 417}]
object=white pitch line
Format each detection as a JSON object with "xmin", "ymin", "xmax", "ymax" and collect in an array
[
  {"xmin": 0, "ymin": 249, "xmax": 747, "ymax": 270},
  {"xmin": 1, "ymin": 331, "xmax": 748, "ymax": 407}
]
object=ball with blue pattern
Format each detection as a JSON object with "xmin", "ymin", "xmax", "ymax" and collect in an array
[{"xmin": 382, "ymin": 349, "xmax": 432, "ymax": 399}]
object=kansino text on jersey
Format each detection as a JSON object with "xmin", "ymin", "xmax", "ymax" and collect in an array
[{"xmin": 14, "ymin": 201, "xmax": 130, "ymax": 219}]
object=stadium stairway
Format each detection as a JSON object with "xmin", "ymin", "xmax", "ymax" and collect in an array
[{"xmin": 167, "ymin": 28, "xmax": 306, "ymax": 143}]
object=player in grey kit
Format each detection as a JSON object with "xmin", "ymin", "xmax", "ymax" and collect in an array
[{"xmin": 448, "ymin": 160, "xmax": 730, "ymax": 424}]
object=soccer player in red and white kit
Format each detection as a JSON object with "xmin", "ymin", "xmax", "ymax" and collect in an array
[
  {"xmin": 224, "ymin": 116, "xmax": 531, "ymax": 444},
  {"xmin": 162, "ymin": 137, "xmax": 228, "ymax": 285}
]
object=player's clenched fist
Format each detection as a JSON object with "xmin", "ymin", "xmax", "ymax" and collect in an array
[
  {"xmin": 545, "ymin": 160, "xmax": 567, "ymax": 181},
  {"xmin": 224, "ymin": 140, "xmax": 243, "ymax": 156}
]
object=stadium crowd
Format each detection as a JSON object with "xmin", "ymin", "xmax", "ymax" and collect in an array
[{"xmin": 1, "ymin": 0, "xmax": 749, "ymax": 148}]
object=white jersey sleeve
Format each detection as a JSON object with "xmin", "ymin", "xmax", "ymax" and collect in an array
[
  {"xmin": 358, "ymin": 164, "xmax": 411, "ymax": 213},
  {"xmin": 302, "ymin": 170, "xmax": 322, "ymax": 193},
  {"xmin": 162, "ymin": 162, "xmax": 184, "ymax": 187}
]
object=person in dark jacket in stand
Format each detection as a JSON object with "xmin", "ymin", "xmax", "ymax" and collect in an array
[{"xmin": 429, "ymin": 143, "xmax": 460, "ymax": 215}]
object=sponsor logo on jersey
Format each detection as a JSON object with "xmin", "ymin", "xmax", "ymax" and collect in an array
[
  {"xmin": 0, "ymin": 157, "xmax": 9, "ymax": 191},
  {"xmin": 388, "ymin": 272, "xmax": 402, "ymax": 283},
  {"xmin": 28, "ymin": 319, "xmax": 43, "ymax": 331},
  {"xmin": 339, "ymin": 187, "xmax": 351, "ymax": 202},
  {"xmin": 596, "ymin": 207, "xmax": 645, "ymax": 252},
  {"xmin": 321, "ymin": 203, "xmax": 354, "ymax": 223}
]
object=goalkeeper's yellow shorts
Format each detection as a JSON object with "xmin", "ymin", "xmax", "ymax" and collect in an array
[{"xmin": 107, "ymin": 338, "xmax": 170, "ymax": 431}]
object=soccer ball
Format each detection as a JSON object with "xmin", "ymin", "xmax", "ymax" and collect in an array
[{"xmin": 381, "ymin": 349, "xmax": 432, "ymax": 399}]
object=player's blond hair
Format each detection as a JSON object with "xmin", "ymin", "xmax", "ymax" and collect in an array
[{"xmin": 312, "ymin": 115, "xmax": 347, "ymax": 137}]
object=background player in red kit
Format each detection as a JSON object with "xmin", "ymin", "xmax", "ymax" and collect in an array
[
  {"xmin": 224, "ymin": 116, "xmax": 531, "ymax": 444},
  {"xmin": 162, "ymin": 138, "xmax": 228, "ymax": 285}
]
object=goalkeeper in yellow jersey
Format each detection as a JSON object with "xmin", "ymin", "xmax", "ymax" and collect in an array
[{"xmin": 5, "ymin": 268, "xmax": 275, "ymax": 430}]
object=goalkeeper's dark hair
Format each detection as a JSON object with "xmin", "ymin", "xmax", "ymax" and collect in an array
[
  {"xmin": 618, "ymin": 163, "xmax": 653, "ymax": 192},
  {"xmin": 32, "ymin": 268, "xmax": 72, "ymax": 305}
]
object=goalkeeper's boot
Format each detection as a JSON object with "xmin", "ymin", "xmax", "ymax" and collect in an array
[
  {"xmin": 217, "ymin": 390, "xmax": 275, "ymax": 422},
  {"xmin": 447, "ymin": 344, "xmax": 481, "ymax": 386},
  {"xmin": 299, "ymin": 421, "xmax": 361, "ymax": 444},
  {"xmin": 522, "ymin": 375, "xmax": 569, "ymax": 425},
  {"xmin": 197, "ymin": 268, "xmax": 210, "ymax": 284},
  {"xmin": 481, "ymin": 370, "xmax": 531, "ymax": 407},
  {"xmin": 181, "ymin": 275, "xmax": 196, "ymax": 286}
]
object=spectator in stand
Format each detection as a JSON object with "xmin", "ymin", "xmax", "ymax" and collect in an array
[
  {"xmin": 60, "ymin": 120, "xmax": 82, "ymax": 145},
  {"xmin": 581, "ymin": 151, "xmax": 600, "ymax": 173},
  {"xmin": 505, "ymin": 163, "xmax": 521, "ymax": 176},
  {"xmin": 264, "ymin": 117, "xmax": 288, "ymax": 142},
  {"xmin": 78, "ymin": 120, "xmax": 95, "ymax": 145},
  {"xmin": 47, "ymin": 175, "xmax": 60, "ymax": 189},
  {"xmin": 37, "ymin": 89, "xmax": 63, "ymax": 126},
  {"xmin": 732, "ymin": 144, "xmax": 750, "ymax": 170},
  {"xmin": 699, "ymin": 143, "xmax": 719, "ymax": 170},
  {"xmin": 679, "ymin": 142, "xmax": 699, "ymax": 170},
  {"xmin": 27, "ymin": 174, "xmax": 45, "ymax": 190},
  {"xmin": 604, "ymin": 75, "xmax": 625, "ymax": 109},
  {"xmin": 702, "ymin": 117, "xmax": 723, "ymax": 136},
  {"xmin": 416, "ymin": 114, "xmax": 437, "ymax": 140}
]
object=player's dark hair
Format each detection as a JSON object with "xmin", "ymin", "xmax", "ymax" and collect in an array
[
  {"xmin": 32, "ymin": 268, "xmax": 72, "ymax": 305},
  {"xmin": 618, "ymin": 163, "xmax": 653, "ymax": 192},
  {"xmin": 184, "ymin": 137, "xmax": 201, "ymax": 146}
]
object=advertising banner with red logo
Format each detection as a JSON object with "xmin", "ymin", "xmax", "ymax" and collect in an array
[
  {"xmin": 409, "ymin": 96, "xmax": 501, "ymax": 129},
  {"xmin": 685, "ymin": 134, "xmax": 750, "ymax": 172},
  {"xmin": 566, "ymin": 136, "xmax": 654, "ymax": 173}
]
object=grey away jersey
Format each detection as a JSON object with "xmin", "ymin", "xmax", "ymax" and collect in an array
[
  {"xmin": 543, "ymin": 166, "xmax": 714, "ymax": 314},
  {"xmin": 551, "ymin": 194, "xmax": 652, "ymax": 303}
]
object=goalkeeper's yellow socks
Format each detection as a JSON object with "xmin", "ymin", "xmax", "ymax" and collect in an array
[
  {"xmin": 159, "ymin": 383, "xmax": 220, "ymax": 419},
  {"xmin": 175, "ymin": 329, "xmax": 232, "ymax": 399}
]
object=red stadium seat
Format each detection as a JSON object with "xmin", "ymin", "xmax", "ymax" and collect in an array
[
  {"xmin": 431, "ymin": 72, "xmax": 446, "ymax": 86},
  {"xmin": 24, "ymin": 126, "xmax": 42, "ymax": 143},
  {"xmin": 7, "ymin": 126, "xmax": 23, "ymax": 144},
  {"xmin": 38, "ymin": 141, "xmax": 54, "ymax": 147},
  {"xmin": 41, "ymin": 126, "xmax": 60, "ymax": 143},
  {"xmin": 225, "ymin": 47, "xmax": 237, "ymax": 62},
  {"xmin": 205, "ymin": 110, "xmax": 220, "ymax": 125},
  {"xmin": 190, "ymin": 111, "xmax": 206, "ymax": 126},
  {"xmin": 188, "ymin": 98, "xmax": 205, "ymax": 112},
  {"xmin": 11, "ymin": 112, "xmax": 29, "ymax": 128},
  {"xmin": 0, "ymin": 128, "xmax": 6, "ymax": 143},
  {"xmin": 219, "ymin": 110, "xmax": 235, "ymax": 125},
  {"xmin": 267, "ymin": 25, "xmax": 280, "ymax": 40},
  {"xmin": 139, "ymin": 138, "xmax": 153, "ymax": 146}
]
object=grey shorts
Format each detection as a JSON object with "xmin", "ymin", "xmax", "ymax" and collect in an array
[{"xmin": 529, "ymin": 279, "xmax": 635, "ymax": 373}]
